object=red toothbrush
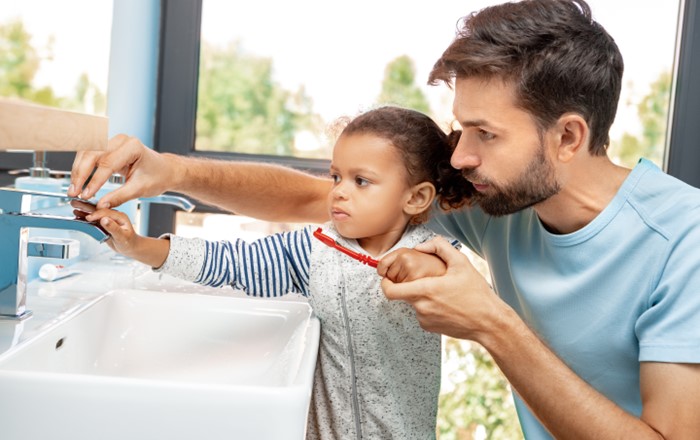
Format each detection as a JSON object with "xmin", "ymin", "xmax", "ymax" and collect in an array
[{"xmin": 313, "ymin": 227, "xmax": 379, "ymax": 268}]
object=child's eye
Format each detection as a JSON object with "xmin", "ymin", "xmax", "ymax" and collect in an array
[
  {"xmin": 330, "ymin": 173, "xmax": 340, "ymax": 184},
  {"xmin": 355, "ymin": 177, "xmax": 370, "ymax": 187}
]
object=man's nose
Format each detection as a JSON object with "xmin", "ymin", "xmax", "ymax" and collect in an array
[{"xmin": 450, "ymin": 138, "xmax": 481, "ymax": 170}]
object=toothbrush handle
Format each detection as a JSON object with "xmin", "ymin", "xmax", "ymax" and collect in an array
[{"xmin": 313, "ymin": 228, "xmax": 379, "ymax": 267}]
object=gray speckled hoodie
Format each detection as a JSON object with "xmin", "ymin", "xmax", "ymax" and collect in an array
[{"xmin": 305, "ymin": 224, "xmax": 441, "ymax": 440}]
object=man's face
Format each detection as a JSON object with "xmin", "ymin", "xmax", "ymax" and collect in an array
[{"xmin": 452, "ymin": 77, "xmax": 561, "ymax": 216}]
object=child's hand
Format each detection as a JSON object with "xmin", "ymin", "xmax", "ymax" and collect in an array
[
  {"xmin": 71, "ymin": 200, "xmax": 170, "ymax": 268},
  {"xmin": 377, "ymin": 247, "xmax": 447, "ymax": 283},
  {"xmin": 84, "ymin": 208, "xmax": 140, "ymax": 258}
]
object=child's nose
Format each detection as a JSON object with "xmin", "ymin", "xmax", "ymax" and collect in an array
[{"xmin": 331, "ymin": 182, "xmax": 349, "ymax": 199}]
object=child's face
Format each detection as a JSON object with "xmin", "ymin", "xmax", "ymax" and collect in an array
[{"xmin": 328, "ymin": 133, "xmax": 415, "ymax": 243}]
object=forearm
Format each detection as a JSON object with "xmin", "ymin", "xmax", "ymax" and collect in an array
[
  {"xmin": 167, "ymin": 154, "xmax": 331, "ymax": 223},
  {"xmin": 120, "ymin": 235, "xmax": 170, "ymax": 269},
  {"xmin": 482, "ymin": 307, "xmax": 662, "ymax": 439}
]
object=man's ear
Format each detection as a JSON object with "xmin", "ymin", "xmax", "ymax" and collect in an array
[
  {"xmin": 404, "ymin": 182, "xmax": 436, "ymax": 217},
  {"xmin": 552, "ymin": 113, "xmax": 588, "ymax": 163}
]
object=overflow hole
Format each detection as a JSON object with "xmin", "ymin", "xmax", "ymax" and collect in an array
[{"xmin": 55, "ymin": 337, "xmax": 66, "ymax": 350}]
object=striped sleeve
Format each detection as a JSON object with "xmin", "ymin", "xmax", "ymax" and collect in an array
[{"xmin": 194, "ymin": 227, "xmax": 313, "ymax": 297}]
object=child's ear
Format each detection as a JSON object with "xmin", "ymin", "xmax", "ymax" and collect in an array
[{"xmin": 404, "ymin": 182, "xmax": 436, "ymax": 217}]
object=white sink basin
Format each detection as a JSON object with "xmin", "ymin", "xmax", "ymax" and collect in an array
[{"xmin": 0, "ymin": 289, "xmax": 320, "ymax": 440}]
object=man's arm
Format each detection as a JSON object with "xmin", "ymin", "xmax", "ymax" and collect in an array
[
  {"xmin": 381, "ymin": 237, "xmax": 700, "ymax": 439},
  {"xmin": 69, "ymin": 134, "xmax": 331, "ymax": 224}
]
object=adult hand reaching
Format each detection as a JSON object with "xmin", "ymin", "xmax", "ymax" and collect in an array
[
  {"xmin": 68, "ymin": 134, "xmax": 178, "ymax": 209},
  {"xmin": 381, "ymin": 236, "xmax": 503, "ymax": 341}
]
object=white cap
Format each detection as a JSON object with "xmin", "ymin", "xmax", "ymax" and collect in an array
[{"xmin": 39, "ymin": 264, "xmax": 61, "ymax": 281}]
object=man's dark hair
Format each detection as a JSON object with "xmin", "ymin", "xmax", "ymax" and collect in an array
[{"xmin": 429, "ymin": 0, "xmax": 623, "ymax": 155}]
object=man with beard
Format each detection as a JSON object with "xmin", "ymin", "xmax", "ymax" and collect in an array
[{"xmin": 69, "ymin": 0, "xmax": 700, "ymax": 438}]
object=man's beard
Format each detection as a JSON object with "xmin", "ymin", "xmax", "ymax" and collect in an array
[{"xmin": 463, "ymin": 145, "xmax": 561, "ymax": 216}]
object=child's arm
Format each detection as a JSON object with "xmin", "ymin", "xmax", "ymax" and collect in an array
[
  {"xmin": 186, "ymin": 227, "xmax": 314, "ymax": 297},
  {"xmin": 84, "ymin": 208, "xmax": 170, "ymax": 268}
]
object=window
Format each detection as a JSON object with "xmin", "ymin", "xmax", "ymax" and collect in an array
[
  {"xmin": 193, "ymin": 0, "xmax": 681, "ymax": 169},
  {"xmin": 195, "ymin": 0, "xmax": 471, "ymax": 159},
  {"xmin": 0, "ymin": 1, "xmax": 113, "ymax": 184}
]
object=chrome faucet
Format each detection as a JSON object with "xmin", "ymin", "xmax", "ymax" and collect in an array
[
  {"xmin": 0, "ymin": 188, "xmax": 109, "ymax": 320},
  {"xmin": 140, "ymin": 194, "xmax": 195, "ymax": 212},
  {"xmin": 106, "ymin": 173, "xmax": 195, "ymax": 213}
]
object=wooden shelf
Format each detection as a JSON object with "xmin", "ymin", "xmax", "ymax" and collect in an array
[{"xmin": 0, "ymin": 98, "xmax": 108, "ymax": 151}]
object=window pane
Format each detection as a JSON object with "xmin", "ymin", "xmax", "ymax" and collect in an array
[
  {"xmin": 0, "ymin": 1, "xmax": 113, "ymax": 115},
  {"xmin": 197, "ymin": 1, "xmax": 478, "ymax": 158},
  {"xmin": 197, "ymin": 1, "xmax": 680, "ymax": 167},
  {"xmin": 593, "ymin": 1, "xmax": 680, "ymax": 168}
]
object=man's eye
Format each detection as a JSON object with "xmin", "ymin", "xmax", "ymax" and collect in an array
[{"xmin": 478, "ymin": 129, "xmax": 495, "ymax": 141}]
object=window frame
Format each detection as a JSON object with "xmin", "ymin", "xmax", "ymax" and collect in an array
[
  {"xmin": 666, "ymin": 0, "xmax": 700, "ymax": 188},
  {"xmin": 153, "ymin": 0, "xmax": 699, "ymax": 235}
]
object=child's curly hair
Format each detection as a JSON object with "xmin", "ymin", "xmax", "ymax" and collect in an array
[{"xmin": 335, "ymin": 106, "xmax": 473, "ymax": 224}]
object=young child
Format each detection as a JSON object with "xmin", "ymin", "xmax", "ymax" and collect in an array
[{"xmin": 84, "ymin": 106, "xmax": 470, "ymax": 439}]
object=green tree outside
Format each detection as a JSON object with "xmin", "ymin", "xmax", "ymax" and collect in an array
[
  {"xmin": 609, "ymin": 71, "xmax": 672, "ymax": 167},
  {"xmin": 196, "ymin": 41, "xmax": 326, "ymax": 157},
  {"xmin": 0, "ymin": 19, "xmax": 106, "ymax": 114},
  {"xmin": 0, "ymin": 19, "xmax": 59, "ymax": 106},
  {"xmin": 439, "ymin": 339, "xmax": 523, "ymax": 440},
  {"xmin": 377, "ymin": 55, "xmax": 431, "ymax": 114}
]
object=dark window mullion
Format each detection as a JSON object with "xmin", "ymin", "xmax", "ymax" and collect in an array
[{"xmin": 667, "ymin": 0, "xmax": 700, "ymax": 188}]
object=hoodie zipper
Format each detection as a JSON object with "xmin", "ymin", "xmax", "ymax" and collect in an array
[{"xmin": 340, "ymin": 272, "xmax": 363, "ymax": 439}]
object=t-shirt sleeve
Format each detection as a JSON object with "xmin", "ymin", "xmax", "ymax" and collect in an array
[
  {"xmin": 427, "ymin": 204, "xmax": 492, "ymax": 257},
  {"xmin": 636, "ymin": 220, "xmax": 700, "ymax": 363}
]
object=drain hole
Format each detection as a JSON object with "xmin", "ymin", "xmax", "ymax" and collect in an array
[{"xmin": 55, "ymin": 337, "xmax": 66, "ymax": 350}]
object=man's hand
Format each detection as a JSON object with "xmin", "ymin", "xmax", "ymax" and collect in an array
[
  {"xmin": 68, "ymin": 134, "xmax": 177, "ymax": 209},
  {"xmin": 377, "ymin": 247, "xmax": 447, "ymax": 282},
  {"xmin": 380, "ymin": 236, "xmax": 498, "ymax": 340}
]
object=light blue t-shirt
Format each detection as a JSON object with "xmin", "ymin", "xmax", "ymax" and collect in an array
[{"xmin": 429, "ymin": 159, "xmax": 700, "ymax": 439}]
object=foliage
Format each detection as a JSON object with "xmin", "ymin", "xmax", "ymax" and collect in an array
[
  {"xmin": 0, "ymin": 18, "xmax": 106, "ymax": 114},
  {"xmin": 195, "ymin": 41, "xmax": 326, "ymax": 157},
  {"xmin": 0, "ymin": 19, "xmax": 58, "ymax": 105},
  {"xmin": 609, "ymin": 71, "xmax": 672, "ymax": 167},
  {"xmin": 376, "ymin": 55, "xmax": 431, "ymax": 114},
  {"xmin": 438, "ymin": 338, "xmax": 523, "ymax": 440}
]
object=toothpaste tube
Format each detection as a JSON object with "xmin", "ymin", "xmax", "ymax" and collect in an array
[{"xmin": 39, "ymin": 264, "xmax": 81, "ymax": 282}]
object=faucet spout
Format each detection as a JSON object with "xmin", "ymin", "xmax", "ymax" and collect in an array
[
  {"xmin": 0, "ymin": 188, "xmax": 110, "ymax": 320},
  {"xmin": 140, "ymin": 194, "xmax": 195, "ymax": 212},
  {"xmin": 8, "ymin": 213, "xmax": 110, "ymax": 243}
]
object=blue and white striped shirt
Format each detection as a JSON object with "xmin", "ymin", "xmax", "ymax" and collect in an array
[{"xmin": 195, "ymin": 226, "xmax": 315, "ymax": 297}]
